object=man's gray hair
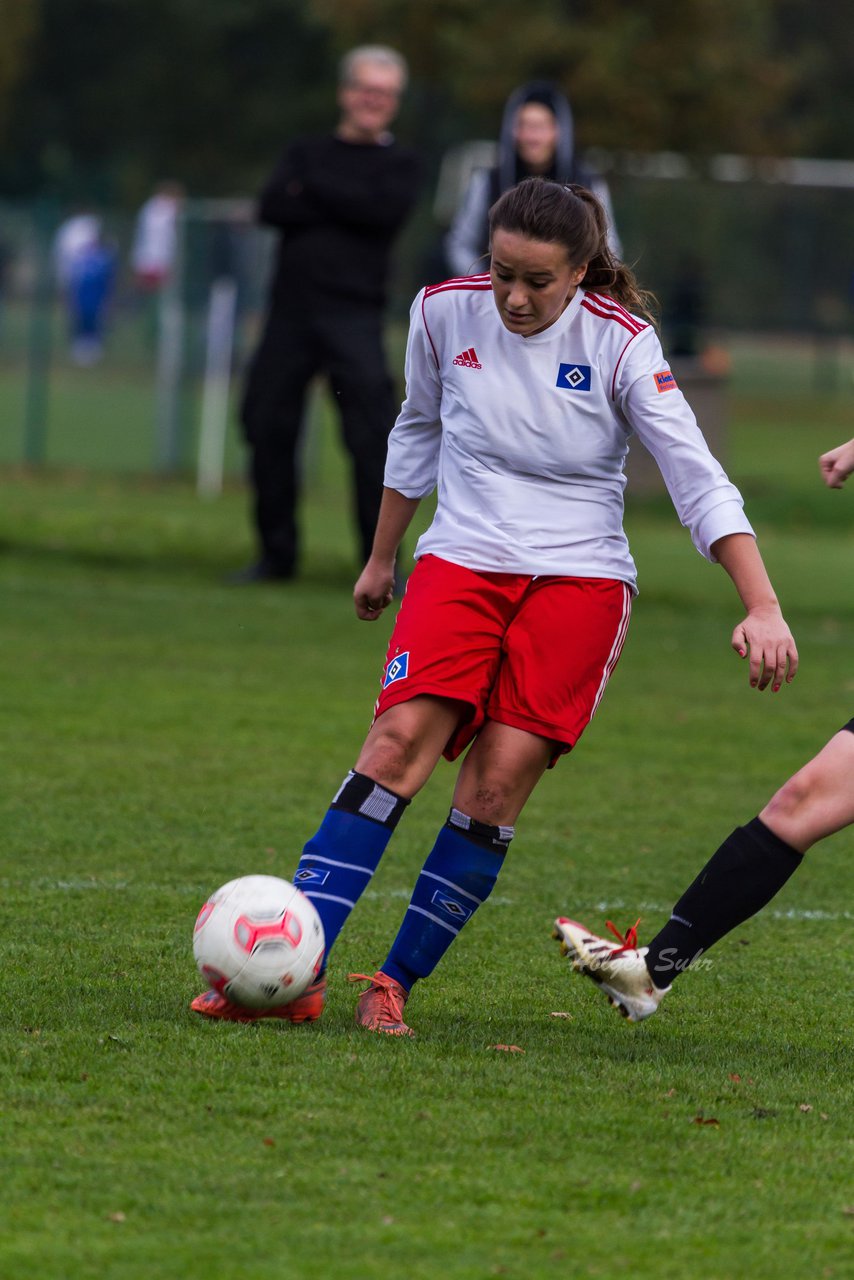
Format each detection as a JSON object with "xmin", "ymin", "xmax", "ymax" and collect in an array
[{"xmin": 339, "ymin": 45, "xmax": 409, "ymax": 90}]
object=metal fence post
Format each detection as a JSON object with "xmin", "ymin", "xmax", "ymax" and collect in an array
[
  {"xmin": 23, "ymin": 198, "xmax": 57, "ymax": 465},
  {"xmin": 154, "ymin": 205, "xmax": 187, "ymax": 472}
]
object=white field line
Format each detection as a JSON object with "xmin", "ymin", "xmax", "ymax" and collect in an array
[
  {"xmin": 590, "ymin": 899, "xmax": 854, "ymax": 923},
  {"xmin": 2, "ymin": 575, "xmax": 288, "ymax": 611},
  {"xmin": 6, "ymin": 880, "xmax": 852, "ymax": 922}
]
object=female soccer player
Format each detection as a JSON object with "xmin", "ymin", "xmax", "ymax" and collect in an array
[
  {"xmin": 553, "ymin": 435, "xmax": 854, "ymax": 1021},
  {"xmin": 192, "ymin": 178, "xmax": 797, "ymax": 1035}
]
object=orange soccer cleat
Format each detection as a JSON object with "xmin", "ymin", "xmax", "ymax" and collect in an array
[
  {"xmin": 190, "ymin": 975, "xmax": 326, "ymax": 1024},
  {"xmin": 349, "ymin": 970, "xmax": 414, "ymax": 1037}
]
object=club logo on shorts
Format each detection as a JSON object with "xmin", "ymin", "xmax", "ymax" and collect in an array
[
  {"xmin": 556, "ymin": 363, "xmax": 592, "ymax": 391},
  {"xmin": 383, "ymin": 651, "xmax": 410, "ymax": 688},
  {"xmin": 653, "ymin": 370, "xmax": 677, "ymax": 393}
]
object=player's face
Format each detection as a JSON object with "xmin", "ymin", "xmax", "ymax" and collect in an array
[
  {"xmin": 337, "ymin": 62, "xmax": 404, "ymax": 143},
  {"xmin": 513, "ymin": 103, "xmax": 559, "ymax": 172},
  {"xmin": 490, "ymin": 229, "xmax": 587, "ymax": 337}
]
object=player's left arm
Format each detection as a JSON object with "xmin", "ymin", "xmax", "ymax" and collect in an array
[
  {"xmin": 618, "ymin": 331, "xmax": 796, "ymax": 692},
  {"xmin": 711, "ymin": 532, "xmax": 798, "ymax": 692}
]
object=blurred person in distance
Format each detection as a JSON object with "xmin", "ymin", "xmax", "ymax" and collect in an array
[
  {"xmin": 130, "ymin": 181, "xmax": 185, "ymax": 293},
  {"xmin": 52, "ymin": 209, "xmax": 116, "ymax": 365},
  {"xmin": 445, "ymin": 80, "xmax": 620, "ymax": 278},
  {"xmin": 233, "ymin": 44, "xmax": 421, "ymax": 584},
  {"xmin": 67, "ymin": 224, "xmax": 117, "ymax": 366},
  {"xmin": 53, "ymin": 208, "xmax": 101, "ymax": 292}
]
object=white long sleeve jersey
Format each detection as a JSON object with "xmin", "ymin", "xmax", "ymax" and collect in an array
[{"xmin": 384, "ymin": 276, "xmax": 753, "ymax": 591}]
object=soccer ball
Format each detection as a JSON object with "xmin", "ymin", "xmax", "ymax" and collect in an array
[{"xmin": 193, "ymin": 875, "xmax": 325, "ymax": 1009}]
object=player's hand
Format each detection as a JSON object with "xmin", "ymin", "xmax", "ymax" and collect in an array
[
  {"xmin": 819, "ymin": 437, "xmax": 854, "ymax": 489},
  {"xmin": 354, "ymin": 559, "xmax": 395, "ymax": 621},
  {"xmin": 731, "ymin": 605, "xmax": 798, "ymax": 692}
]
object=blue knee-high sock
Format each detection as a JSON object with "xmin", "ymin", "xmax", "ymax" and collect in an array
[
  {"xmin": 382, "ymin": 809, "xmax": 513, "ymax": 992},
  {"xmin": 293, "ymin": 771, "xmax": 409, "ymax": 968}
]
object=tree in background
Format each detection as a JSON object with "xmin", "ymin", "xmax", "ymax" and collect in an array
[
  {"xmin": 0, "ymin": 0, "xmax": 39, "ymax": 141},
  {"xmin": 313, "ymin": 0, "xmax": 811, "ymax": 154},
  {"xmin": 775, "ymin": 0, "xmax": 854, "ymax": 157},
  {"xmin": 0, "ymin": 0, "xmax": 850, "ymax": 203},
  {"xmin": 0, "ymin": 0, "xmax": 335, "ymax": 201}
]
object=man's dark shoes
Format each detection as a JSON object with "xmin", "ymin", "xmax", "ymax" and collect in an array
[{"xmin": 226, "ymin": 560, "xmax": 295, "ymax": 585}]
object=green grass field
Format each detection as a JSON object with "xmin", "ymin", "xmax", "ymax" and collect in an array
[{"xmin": 1, "ymin": 358, "xmax": 852, "ymax": 1278}]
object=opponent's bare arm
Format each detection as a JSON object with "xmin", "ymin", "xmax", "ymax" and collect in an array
[
  {"xmin": 711, "ymin": 532, "xmax": 798, "ymax": 692},
  {"xmin": 354, "ymin": 488, "xmax": 421, "ymax": 621},
  {"xmin": 819, "ymin": 437, "xmax": 854, "ymax": 489}
]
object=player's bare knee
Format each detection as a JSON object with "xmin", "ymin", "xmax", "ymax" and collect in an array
[
  {"xmin": 458, "ymin": 777, "xmax": 517, "ymax": 825},
  {"xmin": 357, "ymin": 723, "xmax": 420, "ymax": 789},
  {"xmin": 473, "ymin": 784, "xmax": 506, "ymax": 822},
  {"xmin": 761, "ymin": 769, "xmax": 815, "ymax": 826}
]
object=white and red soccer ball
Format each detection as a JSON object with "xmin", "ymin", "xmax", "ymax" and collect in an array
[{"xmin": 193, "ymin": 875, "xmax": 325, "ymax": 1009}]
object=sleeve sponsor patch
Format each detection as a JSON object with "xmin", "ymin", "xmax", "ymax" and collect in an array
[{"xmin": 653, "ymin": 370, "xmax": 677, "ymax": 393}]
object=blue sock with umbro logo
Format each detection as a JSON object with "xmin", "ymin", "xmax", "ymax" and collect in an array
[
  {"xmin": 293, "ymin": 770, "xmax": 409, "ymax": 967},
  {"xmin": 381, "ymin": 808, "xmax": 512, "ymax": 992}
]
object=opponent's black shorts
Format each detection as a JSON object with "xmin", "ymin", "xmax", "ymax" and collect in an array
[{"xmin": 844, "ymin": 718, "xmax": 854, "ymax": 734}]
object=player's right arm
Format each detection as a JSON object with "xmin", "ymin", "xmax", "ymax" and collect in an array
[
  {"xmin": 355, "ymin": 291, "xmax": 443, "ymax": 622},
  {"xmin": 819, "ymin": 437, "xmax": 854, "ymax": 489},
  {"xmin": 354, "ymin": 489, "xmax": 422, "ymax": 621},
  {"xmin": 383, "ymin": 290, "xmax": 443, "ymax": 496}
]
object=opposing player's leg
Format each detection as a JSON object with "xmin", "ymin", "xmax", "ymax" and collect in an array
[
  {"xmin": 759, "ymin": 723, "xmax": 854, "ymax": 851},
  {"xmin": 643, "ymin": 720, "xmax": 854, "ymax": 989},
  {"xmin": 556, "ymin": 720, "xmax": 854, "ymax": 1021},
  {"xmin": 552, "ymin": 918, "xmax": 667, "ymax": 1023}
]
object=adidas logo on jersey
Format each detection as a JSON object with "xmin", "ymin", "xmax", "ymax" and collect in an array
[{"xmin": 453, "ymin": 347, "xmax": 482, "ymax": 369}]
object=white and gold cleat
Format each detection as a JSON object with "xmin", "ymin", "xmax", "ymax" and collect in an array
[{"xmin": 552, "ymin": 916, "xmax": 668, "ymax": 1022}]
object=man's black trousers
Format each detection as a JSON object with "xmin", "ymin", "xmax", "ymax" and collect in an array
[{"xmin": 240, "ymin": 298, "xmax": 398, "ymax": 574}]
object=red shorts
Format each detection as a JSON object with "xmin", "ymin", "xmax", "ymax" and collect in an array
[{"xmin": 374, "ymin": 555, "xmax": 632, "ymax": 765}]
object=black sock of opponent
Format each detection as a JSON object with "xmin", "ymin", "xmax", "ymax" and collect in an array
[{"xmin": 644, "ymin": 817, "xmax": 803, "ymax": 989}]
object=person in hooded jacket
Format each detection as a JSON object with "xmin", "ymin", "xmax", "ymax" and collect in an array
[{"xmin": 444, "ymin": 81, "xmax": 620, "ymax": 278}]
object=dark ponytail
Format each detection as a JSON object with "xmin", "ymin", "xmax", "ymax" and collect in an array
[{"xmin": 489, "ymin": 177, "xmax": 657, "ymax": 324}]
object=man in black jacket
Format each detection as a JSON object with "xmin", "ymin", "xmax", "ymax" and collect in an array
[{"xmin": 236, "ymin": 45, "xmax": 420, "ymax": 582}]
